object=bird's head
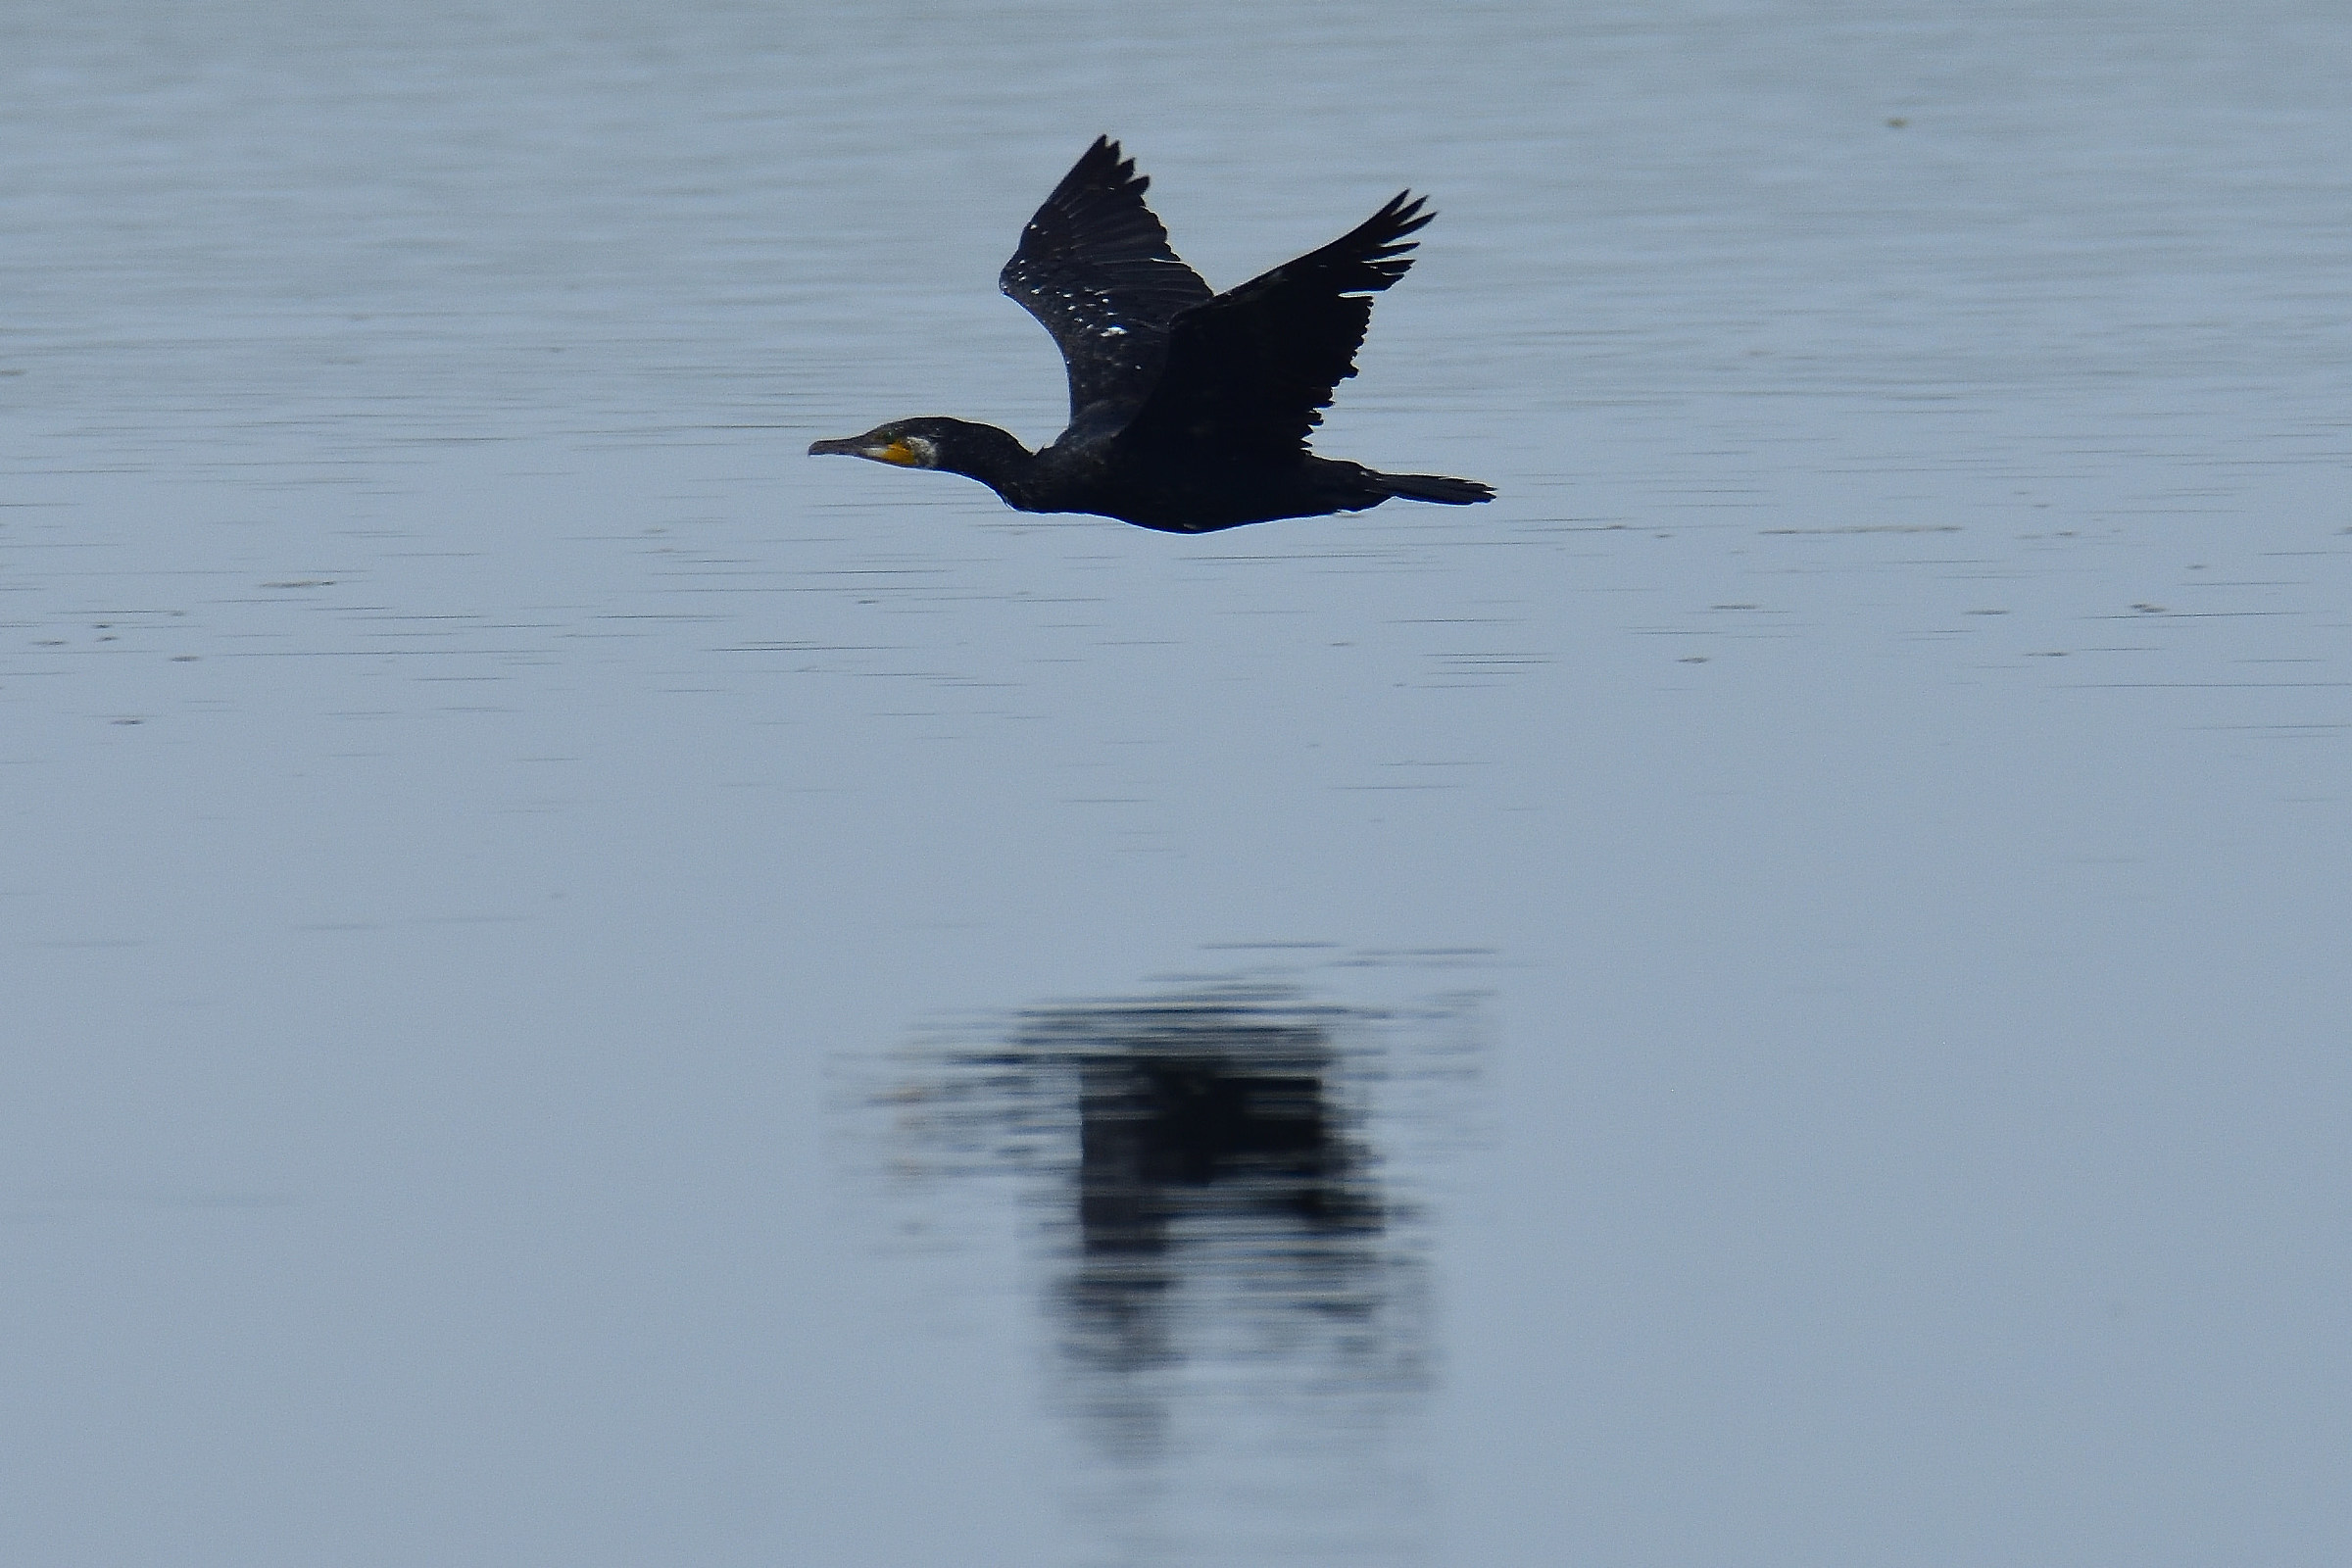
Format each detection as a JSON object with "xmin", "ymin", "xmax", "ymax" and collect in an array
[
  {"xmin": 808, "ymin": 417, "xmax": 1032, "ymax": 484},
  {"xmin": 813, "ymin": 416, "xmax": 997, "ymax": 465}
]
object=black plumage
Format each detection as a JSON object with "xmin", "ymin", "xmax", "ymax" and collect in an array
[{"xmin": 808, "ymin": 138, "xmax": 1493, "ymax": 533}]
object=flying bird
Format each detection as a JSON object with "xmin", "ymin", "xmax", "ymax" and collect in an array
[{"xmin": 808, "ymin": 137, "xmax": 1492, "ymax": 533}]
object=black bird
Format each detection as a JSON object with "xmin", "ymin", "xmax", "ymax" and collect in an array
[{"xmin": 808, "ymin": 138, "xmax": 1493, "ymax": 533}]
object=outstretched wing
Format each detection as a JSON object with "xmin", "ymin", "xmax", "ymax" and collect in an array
[
  {"xmin": 1115, "ymin": 193, "xmax": 1432, "ymax": 463},
  {"xmin": 1000, "ymin": 137, "xmax": 1215, "ymax": 432}
]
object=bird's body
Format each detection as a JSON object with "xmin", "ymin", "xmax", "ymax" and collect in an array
[{"xmin": 809, "ymin": 138, "xmax": 1492, "ymax": 533}]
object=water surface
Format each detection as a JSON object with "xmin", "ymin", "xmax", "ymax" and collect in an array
[{"xmin": 4, "ymin": 3, "xmax": 2349, "ymax": 1564}]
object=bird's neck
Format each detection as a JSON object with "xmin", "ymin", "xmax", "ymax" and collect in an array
[{"xmin": 933, "ymin": 421, "xmax": 1038, "ymax": 499}]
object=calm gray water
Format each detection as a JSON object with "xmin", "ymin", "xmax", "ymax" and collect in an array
[{"xmin": 5, "ymin": 3, "xmax": 2348, "ymax": 1564}]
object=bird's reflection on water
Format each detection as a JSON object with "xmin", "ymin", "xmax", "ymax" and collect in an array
[{"xmin": 872, "ymin": 981, "xmax": 1478, "ymax": 1564}]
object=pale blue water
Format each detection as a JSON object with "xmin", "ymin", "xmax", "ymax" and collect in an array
[{"xmin": 5, "ymin": 3, "xmax": 2349, "ymax": 1564}]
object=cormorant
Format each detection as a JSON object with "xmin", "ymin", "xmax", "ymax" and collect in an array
[{"xmin": 808, "ymin": 137, "xmax": 1493, "ymax": 533}]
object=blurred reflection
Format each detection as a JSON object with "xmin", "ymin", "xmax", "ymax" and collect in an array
[
  {"xmin": 1039, "ymin": 998, "xmax": 1405, "ymax": 1448},
  {"xmin": 876, "ymin": 982, "xmax": 1476, "ymax": 1566}
]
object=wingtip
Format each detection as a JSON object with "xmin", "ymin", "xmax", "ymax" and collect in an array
[
  {"xmin": 1385, "ymin": 192, "xmax": 1436, "ymax": 236},
  {"xmin": 1339, "ymin": 192, "xmax": 1436, "ymax": 285},
  {"xmin": 1069, "ymin": 133, "xmax": 1145, "ymax": 197}
]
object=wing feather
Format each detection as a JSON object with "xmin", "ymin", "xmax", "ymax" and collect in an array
[
  {"xmin": 1115, "ymin": 193, "xmax": 1433, "ymax": 462},
  {"xmin": 999, "ymin": 137, "xmax": 1215, "ymax": 430}
]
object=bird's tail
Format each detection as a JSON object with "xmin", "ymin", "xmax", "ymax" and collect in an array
[{"xmin": 1375, "ymin": 470, "xmax": 1494, "ymax": 506}]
